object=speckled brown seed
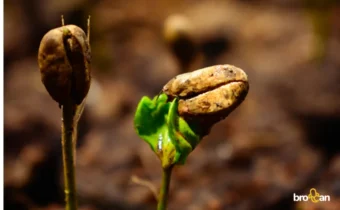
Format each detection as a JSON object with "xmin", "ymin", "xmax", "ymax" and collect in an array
[{"xmin": 163, "ymin": 64, "xmax": 249, "ymax": 116}]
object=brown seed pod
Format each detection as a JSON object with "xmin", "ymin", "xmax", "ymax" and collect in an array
[
  {"xmin": 38, "ymin": 24, "xmax": 91, "ymax": 106},
  {"xmin": 163, "ymin": 64, "xmax": 249, "ymax": 136}
]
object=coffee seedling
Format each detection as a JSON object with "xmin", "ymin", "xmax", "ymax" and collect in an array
[
  {"xmin": 37, "ymin": 16, "xmax": 91, "ymax": 210},
  {"xmin": 134, "ymin": 64, "xmax": 249, "ymax": 210}
]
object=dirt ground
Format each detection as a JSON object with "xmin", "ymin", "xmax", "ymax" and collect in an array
[{"xmin": 4, "ymin": 0, "xmax": 340, "ymax": 210}]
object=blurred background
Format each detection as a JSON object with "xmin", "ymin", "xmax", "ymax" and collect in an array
[{"xmin": 4, "ymin": 0, "xmax": 340, "ymax": 209}]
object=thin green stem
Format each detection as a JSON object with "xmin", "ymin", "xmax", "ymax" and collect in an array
[
  {"xmin": 157, "ymin": 165, "xmax": 174, "ymax": 210},
  {"xmin": 61, "ymin": 101, "xmax": 78, "ymax": 210}
]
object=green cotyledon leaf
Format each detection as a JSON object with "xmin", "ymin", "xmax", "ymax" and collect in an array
[
  {"xmin": 167, "ymin": 97, "xmax": 200, "ymax": 165},
  {"xmin": 134, "ymin": 93, "xmax": 201, "ymax": 168},
  {"xmin": 134, "ymin": 93, "xmax": 170, "ymax": 152}
]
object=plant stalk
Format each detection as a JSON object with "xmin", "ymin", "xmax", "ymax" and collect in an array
[
  {"xmin": 61, "ymin": 100, "xmax": 78, "ymax": 210},
  {"xmin": 157, "ymin": 165, "xmax": 174, "ymax": 210}
]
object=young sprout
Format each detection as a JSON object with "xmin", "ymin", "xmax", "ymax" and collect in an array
[
  {"xmin": 163, "ymin": 14, "xmax": 197, "ymax": 72},
  {"xmin": 134, "ymin": 64, "xmax": 249, "ymax": 210},
  {"xmin": 37, "ymin": 16, "xmax": 91, "ymax": 210}
]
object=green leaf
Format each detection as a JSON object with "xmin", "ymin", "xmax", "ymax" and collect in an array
[
  {"xmin": 134, "ymin": 95, "xmax": 169, "ymax": 151},
  {"xmin": 134, "ymin": 93, "xmax": 202, "ymax": 168},
  {"xmin": 167, "ymin": 97, "xmax": 193, "ymax": 164}
]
